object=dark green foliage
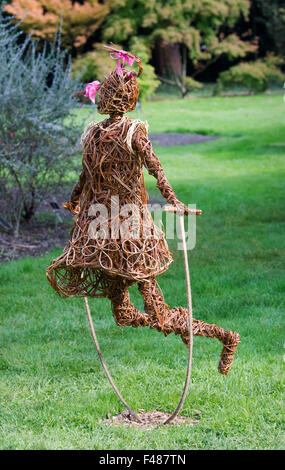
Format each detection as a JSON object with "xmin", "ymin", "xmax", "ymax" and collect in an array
[
  {"xmin": 253, "ymin": 0, "xmax": 285, "ymax": 58},
  {"xmin": 218, "ymin": 55, "xmax": 284, "ymax": 93}
]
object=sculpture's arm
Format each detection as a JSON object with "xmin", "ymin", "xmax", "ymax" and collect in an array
[
  {"xmin": 134, "ymin": 127, "xmax": 189, "ymax": 213},
  {"xmin": 62, "ymin": 169, "xmax": 86, "ymax": 215},
  {"xmin": 63, "ymin": 122, "xmax": 100, "ymax": 214}
]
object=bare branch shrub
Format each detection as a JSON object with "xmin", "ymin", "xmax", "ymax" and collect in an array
[{"xmin": 0, "ymin": 6, "xmax": 83, "ymax": 235}]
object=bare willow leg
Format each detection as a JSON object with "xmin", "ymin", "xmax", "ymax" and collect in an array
[
  {"xmin": 108, "ymin": 278, "xmax": 150, "ymax": 328},
  {"xmin": 108, "ymin": 277, "xmax": 240, "ymax": 375},
  {"xmin": 139, "ymin": 280, "xmax": 240, "ymax": 375}
]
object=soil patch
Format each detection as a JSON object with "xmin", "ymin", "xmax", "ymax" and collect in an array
[
  {"xmin": 149, "ymin": 133, "xmax": 219, "ymax": 146},
  {"xmin": 103, "ymin": 409, "xmax": 199, "ymax": 428},
  {"xmin": 0, "ymin": 219, "xmax": 72, "ymax": 263},
  {"xmin": 0, "ymin": 194, "xmax": 73, "ymax": 262}
]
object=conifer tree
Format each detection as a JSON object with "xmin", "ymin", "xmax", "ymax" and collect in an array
[{"xmin": 103, "ymin": 0, "xmax": 258, "ymax": 97}]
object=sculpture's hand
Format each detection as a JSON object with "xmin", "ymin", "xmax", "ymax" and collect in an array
[
  {"xmin": 62, "ymin": 201, "xmax": 80, "ymax": 215},
  {"xmin": 164, "ymin": 203, "xmax": 202, "ymax": 216}
]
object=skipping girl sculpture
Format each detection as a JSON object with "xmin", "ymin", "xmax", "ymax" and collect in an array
[{"xmin": 46, "ymin": 46, "xmax": 240, "ymax": 377}]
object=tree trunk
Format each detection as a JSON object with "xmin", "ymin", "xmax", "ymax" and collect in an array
[
  {"xmin": 13, "ymin": 199, "xmax": 23, "ymax": 238},
  {"xmin": 22, "ymin": 184, "xmax": 36, "ymax": 222},
  {"xmin": 155, "ymin": 41, "xmax": 182, "ymax": 77},
  {"xmin": 181, "ymin": 44, "xmax": 187, "ymax": 79}
]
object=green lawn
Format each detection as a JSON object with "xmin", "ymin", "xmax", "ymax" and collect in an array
[{"xmin": 0, "ymin": 94, "xmax": 284, "ymax": 450}]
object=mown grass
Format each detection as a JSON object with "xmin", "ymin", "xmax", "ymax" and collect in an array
[{"xmin": 0, "ymin": 94, "xmax": 284, "ymax": 449}]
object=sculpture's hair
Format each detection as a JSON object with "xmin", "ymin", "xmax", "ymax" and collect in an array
[{"xmin": 97, "ymin": 69, "xmax": 139, "ymax": 115}]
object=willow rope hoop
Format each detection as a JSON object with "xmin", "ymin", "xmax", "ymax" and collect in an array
[{"xmin": 162, "ymin": 207, "xmax": 193, "ymax": 425}]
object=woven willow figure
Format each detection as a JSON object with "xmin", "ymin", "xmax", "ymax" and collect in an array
[{"xmin": 47, "ymin": 46, "xmax": 240, "ymax": 375}]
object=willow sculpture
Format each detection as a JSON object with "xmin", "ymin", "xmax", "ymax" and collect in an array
[{"xmin": 46, "ymin": 46, "xmax": 240, "ymax": 383}]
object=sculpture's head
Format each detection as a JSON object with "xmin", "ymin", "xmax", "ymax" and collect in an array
[
  {"xmin": 75, "ymin": 46, "xmax": 142, "ymax": 116},
  {"xmin": 97, "ymin": 68, "xmax": 139, "ymax": 115}
]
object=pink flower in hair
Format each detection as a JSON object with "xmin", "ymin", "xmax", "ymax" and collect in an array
[
  {"xmin": 110, "ymin": 50, "xmax": 135, "ymax": 75},
  {"xmin": 84, "ymin": 81, "xmax": 101, "ymax": 104}
]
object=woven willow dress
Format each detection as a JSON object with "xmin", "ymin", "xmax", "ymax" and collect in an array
[{"xmin": 46, "ymin": 116, "xmax": 181, "ymax": 298}]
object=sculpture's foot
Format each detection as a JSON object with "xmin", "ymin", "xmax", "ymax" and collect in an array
[
  {"xmin": 218, "ymin": 330, "xmax": 240, "ymax": 375},
  {"xmin": 173, "ymin": 309, "xmax": 240, "ymax": 375}
]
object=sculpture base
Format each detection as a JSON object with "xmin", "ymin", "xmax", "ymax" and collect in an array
[{"xmin": 103, "ymin": 409, "xmax": 199, "ymax": 428}]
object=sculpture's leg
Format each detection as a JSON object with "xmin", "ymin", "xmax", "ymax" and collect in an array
[
  {"xmin": 108, "ymin": 277, "xmax": 150, "ymax": 328},
  {"xmin": 138, "ymin": 280, "xmax": 240, "ymax": 376},
  {"xmin": 108, "ymin": 276, "xmax": 240, "ymax": 375}
]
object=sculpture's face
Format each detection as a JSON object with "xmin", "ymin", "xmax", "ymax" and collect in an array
[{"xmin": 97, "ymin": 70, "xmax": 139, "ymax": 115}]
